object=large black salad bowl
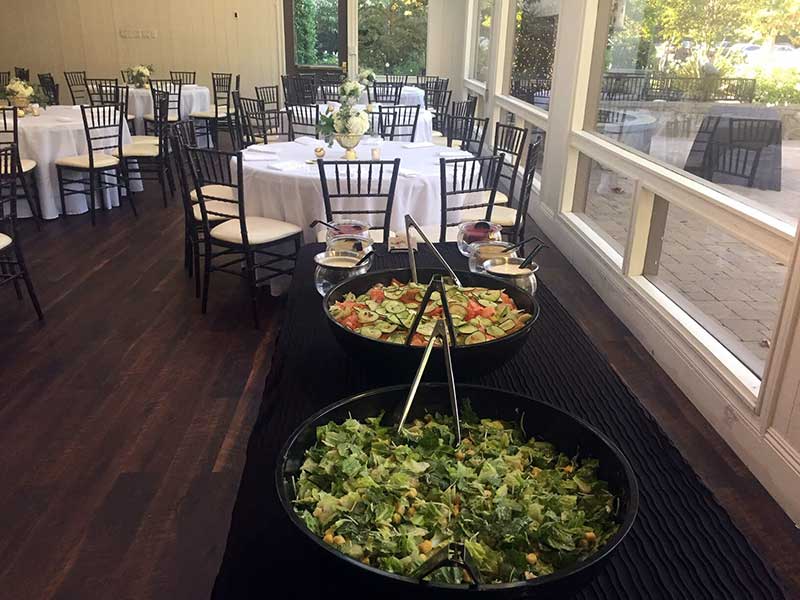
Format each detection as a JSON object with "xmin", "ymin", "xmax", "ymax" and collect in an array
[
  {"xmin": 277, "ymin": 384, "xmax": 639, "ymax": 599},
  {"xmin": 322, "ymin": 268, "xmax": 540, "ymax": 377}
]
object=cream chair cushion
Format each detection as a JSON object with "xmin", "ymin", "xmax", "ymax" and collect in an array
[
  {"xmin": 192, "ymin": 201, "xmax": 239, "ymax": 222},
  {"xmin": 112, "ymin": 144, "xmax": 160, "ymax": 158},
  {"xmin": 431, "ymin": 130, "xmax": 444, "ymax": 138},
  {"xmin": 0, "ymin": 158, "xmax": 36, "ymax": 174},
  {"xmin": 0, "ymin": 232, "xmax": 11, "ymax": 251},
  {"xmin": 143, "ymin": 113, "xmax": 179, "ymax": 122},
  {"xmin": 314, "ymin": 228, "xmax": 391, "ymax": 243},
  {"xmin": 459, "ymin": 205, "xmax": 518, "ymax": 227},
  {"xmin": 210, "ymin": 217, "xmax": 301, "ymax": 245},
  {"xmin": 131, "ymin": 135, "xmax": 159, "ymax": 145},
  {"xmin": 55, "ymin": 153, "xmax": 119, "ymax": 169},
  {"xmin": 189, "ymin": 184, "xmax": 236, "ymax": 203},
  {"xmin": 190, "ymin": 105, "xmax": 231, "ymax": 119}
]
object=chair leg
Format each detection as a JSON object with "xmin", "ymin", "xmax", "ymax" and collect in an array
[
  {"xmin": 193, "ymin": 238, "xmax": 202, "ymax": 299},
  {"xmin": 165, "ymin": 156, "xmax": 176, "ymax": 196},
  {"xmin": 121, "ymin": 164, "xmax": 137, "ymax": 217},
  {"xmin": 88, "ymin": 169, "xmax": 96, "ymax": 226},
  {"xmin": 19, "ymin": 172, "xmax": 41, "ymax": 231},
  {"xmin": 245, "ymin": 251, "xmax": 260, "ymax": 329},
  {"xmin": 14, "ymin": 244, "xmax": 43, "ymax": 320},
  {"xmin": 201, "ymin": 241, "xmax": 212, "ymax": 313},
  {"xmin": 57, "ymin": 166, "xmax": 67, "ymax": 217},
  {"xmin": 157, "ymin": 163, "xmax": 168, "ymax": 208},
  {"xmin": 1, "ymin": 259, "xmax": 23, "ymax": 300}
]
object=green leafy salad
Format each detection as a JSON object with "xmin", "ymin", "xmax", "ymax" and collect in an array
[{"xmin": 292, "ymin": 410, "xmax": 620, "ymax": 584}]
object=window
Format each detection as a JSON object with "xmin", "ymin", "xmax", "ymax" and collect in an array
[
  {"xmin": 358, "ymin": 0, "xmax": 429, "ymax": 75},
  {"xmin": 509, "ymin": 0, "xmax": 560, "ymax": 111},
  {"xmin": 590, "ymin": 0, "xmax": 797, "ymax": 227},
  {"xmin": 292, "ymin": 0, "xmax": 342, "ymax": 66},
  {"xmin": 472, "ymin": 0, "xmax": 495, "ymax": 82}
]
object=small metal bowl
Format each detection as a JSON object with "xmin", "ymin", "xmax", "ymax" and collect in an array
[
  {"xmin": 313, "ymin": 250, "xmax": 372, "ymax": 296},
  {"xmin": 468, "ymin": 240, "xmax": 518, "ymax": 274}
]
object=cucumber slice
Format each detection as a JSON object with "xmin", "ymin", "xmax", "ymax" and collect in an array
[
  {"xmin": 400, "ymin": 314, "xmax": 416, "ymax": 329},
  {"xmin": 387, "ymin": 332, "xmax": 407, "ymax": 344},
  {"xmin": 383, "ymin": 300, "xmax": 406, "ymax": 314},
  {"xmin": 375, "ymin": 321, "xmax": 398, "ymax": 333},
  {"xmin": 356, "ymin": 309, "xmax": 380, "ymax": 323},
  {"xmin": 383, "ymin": 288, "xmax": 404, "ymax": 300},
  {"xmin": 449, "ymin": 304, "xmax": 468, "ymax": 318},
  {"xmin": 495, "ymin": 304, "xmax": 509, "ymax": 320},
  {"xmin": 366, "ymin": 300, "xmax": 379, "ymax": 311},
  {"xmin": 359, "ymin": 326, "xmax": 383, "ymax": 339},
  {"xmin": 478, "ymin": 299, "xmax": 497, "ymax": 308},
  {"xmin": 387, "ymin": 313, "xmax": 403, "ymax": 325},
  {"xmin": 457, "ymin": 324, "xmax": 478, "ymax": 334},
  {"xmin": 487, "ymin": 325, "xmax": 506, "ymax": 338},
  {"xmin": 465, "ymin": 331, "xmax": 487, "ymax": 345},
  {"xmin": 430, "ymin": 291, "xmax": 441, "ymax": 301},
  {"xmin": 479, "ymin": 317, "xmax": 493, "ymax": 327},
  {"xmin": 416, "ymin": 321, "xmax": 435, "ymax": 337},
  {"xmin": 356, "ymin": 294, "xmax": 370, "ymax": 303},
  {"xmin": 499, "ymin": 319, "xmax": 516, "ymax": 331},
  {"xmin": 480, "ymin": 290, "xmax": 501, "ymax": 302},
  {"xmin": 405, "ymin": 302, "xmax": 420, "ymax": 310}
]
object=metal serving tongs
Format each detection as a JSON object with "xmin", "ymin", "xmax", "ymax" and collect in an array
[
  {"xmin": 412, "ymin": 541, "xmax": 483, "ymax": 588},
  {"xmin": 404, "ymin": 214, "xmax": 462, "ymax": 287}
]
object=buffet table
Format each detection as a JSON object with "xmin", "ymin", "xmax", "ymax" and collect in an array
[
  {"xmin": 212, "ymin": 244, "xmax": 785, "ymax": 600},
  {"xmin": 240, "ymin": 140, "xmax": 475, "ymax": 242},
  {"xmin": 15, "ymin": 105, "xmax": 142, "ymax": 219},
  {"xmin": 126, "ymin": 84, "xmax": 211, "ymax": 135}
]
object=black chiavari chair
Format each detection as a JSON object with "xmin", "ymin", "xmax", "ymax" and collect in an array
[
  {"xmin": 113, "ymin": 90, "xmax": 175, "ymax": 207},
  {"xmin": 685, "ymin": 116, "xmax": 722, "ymax": 178},
  {"xmin": 185, "ymin": 145, "xmax": 302, "ymax": 327},
  {"xmin": 491, "ymin": 122, "xmax": 528, "ymax": 205},
  {"xmin": 145, "ymin": 79, "xmax": 183, "ymax": 134},
  {"xmin": 461, "ymin": 138, "xmax": 542, "ymax": 244},
  {"xmin": 0, "ymin": 145, "xmax": 43, "ymax": 320},
  {"xmin": 0, "ymin": 107, "xmax": 43, "ymax": 227},
  {"xmin": 120, "ymin": 69, "xmax": 133, "ymax": 84},
  {"xmin": 368, "ymin": 82, "xmax": 403, "ymax": 105},
  {"xmin": 444, "ymin": 115, "xmax": 489, "ymax": 155},
  {"xmin": 319, "ymin": 82, "xmax": 341, "ymax": 102},
  {"xmin": 14, "ymin": 67, "xmax": 29, "ymax": 82},
  {"xmin": 429, "ymin": 88, "xmax": 451, "ymax": 140},
  {"xmin": 170, "ymin": 71, "xmax": 197, "ymax": 85},
  {"xmin": 0, "ymin": 72, "xmax": 10, "ymax": 88},
  {"xmin": 255, "ymin": 85, "xmax": 280, "ymax": 111},
  {"xmin": 286, "ymin": 104, "xmax": 320, "ymax": 140},
  {"xmin": 55, "ymin": 103, "xmax": 131, "ymax": 226},
  {"xmin": 435, "ymin": 154, "xmax": 504, "ymax": 242},
  {"xmin": 317, "ymin": 158, "xmax": 401, "ymax": 243},
  {"xmin": 238, "ymin": 96, "xmax": 284, "ymax": 146},
  {"xmin": 37, "ymin": 73, "xmax": 59, "ymax": 105},
  {"xmin": 384, "ymin": 74, "xmax": 408, "ymax": 86},
  {"xmin": 86, "ymin": 78, "xmax": 121, "ymax": 106},
  {"xmin": 190, "ymin": 72, "xmax": 233, "ymax": 147},
  {"xmin": 64, "ymin": 71, "xmax": 89, "ymax": 105},
  {"xmin": 282, "ymin": 75, "xmax": 317, "ymax": 106},
  {"xmin": 377, "ymin": 105, "xmax": 420, "ymax": 142}
]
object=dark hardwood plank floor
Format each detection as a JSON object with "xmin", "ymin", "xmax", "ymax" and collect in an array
[{"xmin": 0, "ymin": 183, "xmax": 798, "ymax": 599}]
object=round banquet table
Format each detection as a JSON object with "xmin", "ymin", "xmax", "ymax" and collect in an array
[
  {"xmin": 126, "ymin": 85, "xmax": 211, "ymax": 135},
  {"xmin": 308, "ymin": 103, "xmax": 433, "ymax": 143},
  {"xmin": 239, "ymin": 139, "xmax": 478, "ymax": 243},
  {"xmin": 358, "ymin": 85, "xmax": 425, "ymax": 107},
  {"xmin": 15, "ymin": 105, "xmax": 142, "ymax": 219}
]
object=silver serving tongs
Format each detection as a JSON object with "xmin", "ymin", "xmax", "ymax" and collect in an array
[
  {"xmin": 412, "ymin": 541, "xmax": 482, "ymax": 588},
  {"xmin": 404, "ymin": 214, "xmax": 462, "ymax": 287},
  {"xmin": 397, "ymin": 318, "xmax": 461, "ymax": 446}
]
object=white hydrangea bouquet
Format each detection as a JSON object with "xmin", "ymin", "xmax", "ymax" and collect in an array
[
  {"xmin": 2, "ymin": 78, "xmax": 46, "ymax": 113},
  {"xmin": 358, "ymin": 69, "xmax": 376, "ymax": 85},
  {"xmin": 317, "ymin": 79, "xmax": 372, "ymax": 160},
  {"xmin": 129, "ymin": 64, "xmax": 154, "ymax": 88}
]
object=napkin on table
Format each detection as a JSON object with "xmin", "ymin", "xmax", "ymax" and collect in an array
[
  {"xmin": 398, "ymin": 168, "xmax": 420, "ymax": 178},
  {"xmin": 438, "ymin": 150, "xmax": 473, "ymax": 158},
  {"xmin": 246, "ymin": 144, "xmax": 279, "ymax": 154},
  {"xmin": 293, "ymin": 136, "xmax": 320, "ymax": 147},
  {"xmin": 242, "ymin": 150, "xmax": 279, "ymax": 162}
]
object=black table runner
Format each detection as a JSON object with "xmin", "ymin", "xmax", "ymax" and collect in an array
[{"xmin": 212, "ymin": 243, "xmax": 784, "ymax": 599}]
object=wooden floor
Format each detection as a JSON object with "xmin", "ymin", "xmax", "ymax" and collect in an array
[{"xmin": 1, "ymin": 183, "xmax": 799, "ymax": 599}]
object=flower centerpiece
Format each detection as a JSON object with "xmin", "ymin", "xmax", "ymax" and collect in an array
[
  {"xmin": 4, "ymin": 78, "xmax": 35, "ymax": 110},
  {"xmin": 317, "ymin": 79, "xmax": 372, "ymax": 160},
  {"xmin": 357, "ymin": 68, "xmax": 376, "ymax": 86},
  {"xmin": 128, "ymin": 64, "xmax": 154, "ymax": 88}
]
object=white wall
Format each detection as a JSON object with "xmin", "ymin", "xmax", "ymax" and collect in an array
[{"xmin": 0, "ymin": 0, "xmax": 285, "ymax": 97}]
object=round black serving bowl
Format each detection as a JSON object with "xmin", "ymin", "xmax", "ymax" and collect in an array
[
  {"xmin": 277, "ymin": 384, "xmax": 639, "ymax": 600},
  {"xmin": 322, "ymin": 268, "xmax": 540, "ymax": 377}
]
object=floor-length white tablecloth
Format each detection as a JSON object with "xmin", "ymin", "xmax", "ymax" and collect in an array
[
  {"xmin": 127, "ymin": 85, "xmax": 211, "ymax": 134},
  {"xmin": 16, "ymin": 105, "xmax": 142, "ymax": 219},
  {"xmin": 239, "ymin": 139, "xmax": 477, "ymax": 243},
  {"xmin": 358, "ymin": 85, "xmax": 425, "ymax": 107}
]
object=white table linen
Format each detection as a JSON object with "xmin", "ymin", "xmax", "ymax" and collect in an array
[
  {"xmin": 358, "ymin": 85, "xmax": 425, "ymax": 107},
  {"xmin": 239, "ymin": 140, "xmax": 478, "ymax": 243},
  {"xmin": 126, "ymin": 85, "xmax": 211, "ymax": 134},
  {"xmin": 16, "ymin": 105, "xmax": 142, "ymax": 219}
]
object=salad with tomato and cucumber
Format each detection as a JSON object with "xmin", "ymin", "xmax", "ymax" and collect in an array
[{"xmin": 328, "ymin": 279, "xmax": 533, "ymax": 346}]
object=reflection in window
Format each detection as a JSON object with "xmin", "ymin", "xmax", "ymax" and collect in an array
[
  {"xmin": 358, "ymin": 0, "xmax": 428, "ymax": 75},
  {"xmin": 579, "ymin": 157, "xmax": 633, "ymax": 256},
  {"xmin": 592, "ymin": 0, "xmax": 797, "ymax": 226},
  {"xmin": 472, "ymin": 0, "xmax": 495, "ymax": 82},
  {"xmin": 509, "ymin": 0, "xmax": 559, "ymax": 111},
  {"xmin": 294, "ymin": 0, "xmax": 340, "ymax": 66}
]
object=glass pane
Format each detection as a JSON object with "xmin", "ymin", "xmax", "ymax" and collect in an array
[
  {"xmin": 591, "ymin": 0, "xmax": 798, "ymax": 227},
  {"xmin": 294, "ymin": 0, "xmax": 340, "ymax": 66},
  {"xmin": 503, "ymin": 111, "xmax": 546, "ymax": 189},
  {"xmin": 510, "ymin": 0, "xmax": 559, "ymax": 111},
  {"xmin": 358, "ymin": 0, "xmax": 428, "ymax": 75},
  {"xmin": 578, "ymin": 157, "xmax": 634, "ymax": 256},
  {"xmin": 472, "ymin": 0, "xmax": 495, "ymax": 82},
  {"xmin": 646, "ymin": 207, "xmax": 787, "ymax": 376}
]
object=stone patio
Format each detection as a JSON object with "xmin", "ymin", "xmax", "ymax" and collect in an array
[{"xmin": 581, "ymin": 122, "xmax": 796, "ymax": 374}]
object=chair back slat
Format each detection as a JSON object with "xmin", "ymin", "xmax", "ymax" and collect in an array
[
  {"xmin": 255, "ymin": 85, "xmax": 280, "ymax": 111},
  {"xmin": 383, "ymin": 74, "xmax": 408, "ymax": 86},
  {"xmin": 446, "ymin": 115, "xmax": 489, "ymax": 155},
  {"xmin": 378, "ymin": 105, "xmax": 420, "ymax": 141},
  {"xmin": 211, "ymin": 72, "xmax": 233, "ymax": 118},
  {"xmin": 239, "ymin": 96, "xmax": 283, "ymax": 146},
  {"xmin": 493, "ymin": 122, "xmax": 528, "ymax": 203},
  {"xmin": 37, "ymin": 73, "xmax": 60, "ymax": 104},
  {"xmin": 317, "ymin": 158, "xmax": 401, "ymax": 243},
  {"xmin": 0, "ymin": 72, "xmax": 10, "ymax": 88},
  {"xmin": 14, "ymin": 67, "xmax": 29, "ymax": 82},
  {"xmin": 150, "ymin": 79, "xmax": 183, "ymax": 120},
  {"xmin": 0, "ymin": 145, "xmax": 19, "ymax": 228},
  {"xmin": 368, "ymin": 82, "xmax": 402, "ymax": 105},
  {"xmin": 0, "ymin": 107, "xmax": 20, "ymax": 150},
  {"xmin": 319, "ymin": 82, "xmax": 341, "ymax": 102},
  {"xmin": 170, "ymin": 71, "xmax": 197, "ymax": 85},
  {"xmin": 729, "ymin": 117, "xmax": 780, "ymax": 148},
  {"xmin": 86, "ymin": 78, "xmax": 121, "ymax": 106},
  {"xmin": 64, "ymin": 71, "xmax": 89, "ymax": 105},
  {"xmin": 287, "ymin": 105, "xmax": 320, "ymax": 140},
  {"xmin": 282, "ymin": 75, "xmax": 317, "ymax": 106},
  {"xmin": 80, "ymin": 103, "xmax": 125, "ymax": 159},
  {"xmin": 438, "ymin": 154, "xmax": 505, "ymax": 241}
]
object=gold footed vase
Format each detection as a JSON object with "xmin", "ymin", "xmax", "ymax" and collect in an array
[{"xmin": 335, "ymin": 134, "xmax": 363, "ymax": 160}]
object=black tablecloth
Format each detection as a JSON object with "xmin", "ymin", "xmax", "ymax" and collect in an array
[{"xmin": 212, "ymin": 244, "xmax": 784, "ymax": 599}]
